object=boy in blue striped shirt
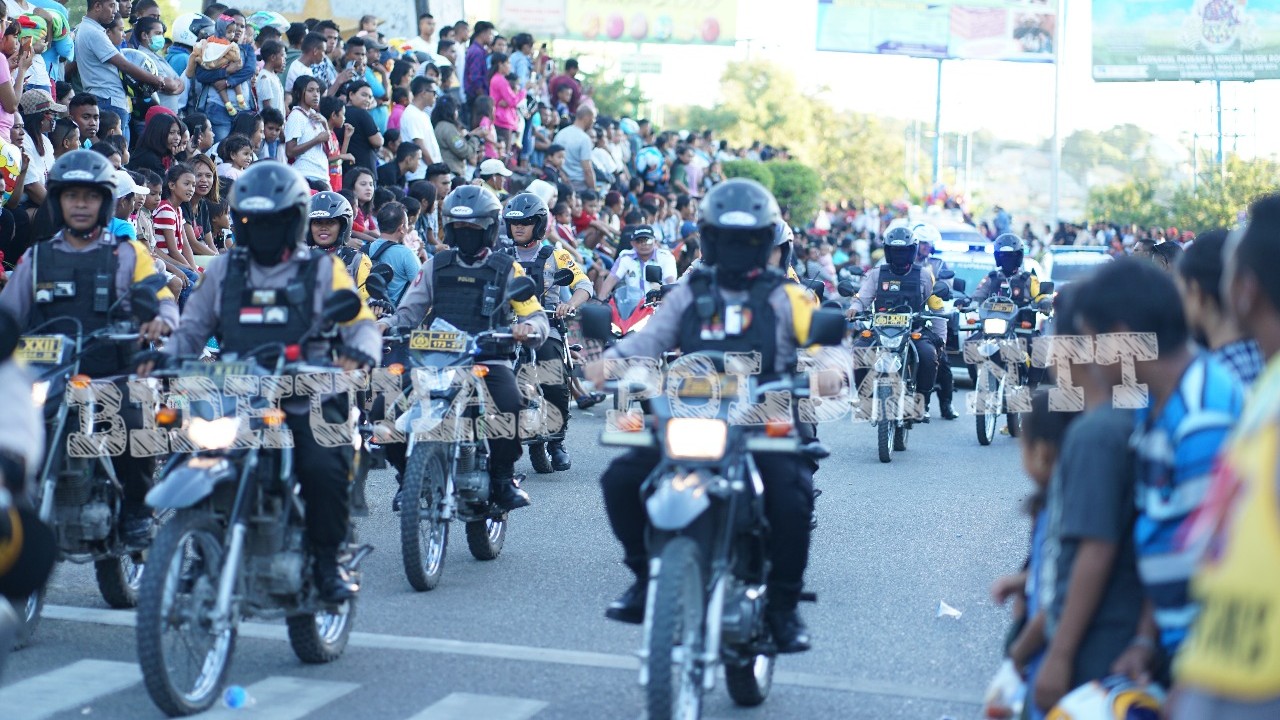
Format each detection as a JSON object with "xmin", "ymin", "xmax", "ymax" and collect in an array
[{"xmin": 1074, "ymin": 259, "xmax": 1243, "ymax": 683}]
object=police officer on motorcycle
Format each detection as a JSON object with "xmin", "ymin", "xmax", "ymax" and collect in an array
[
  {"xmin": 589, "ymin": 178, "xmax": 818, "ymax": 653},
  {"xmin": 0, "ymin": 150, "xmax": 179, "ymax": 545},
  {"xmin": 912, "ymin": 223, "xmax": 958, "ymax": 420},
  {"xmin": 308, "ymin": 191, "xmax": 374, "ymax": 302},
  {"xmin": 149, "ymin": 162, "xmax": 381, "ymax": 604},
  {"xmin": 380, "ymin": 185, "xmax": 549, "ymax": 512},
  {"xmin": 961, "ymin": 233, "xmax": 1052, "ymax": 383},
  {"xmin": 846, "ymin": 226, "xmax": 948, "ymax": 419},
  {"xmin": 502, "ymin": 192, "xmax": 593, "ymax": 471}
]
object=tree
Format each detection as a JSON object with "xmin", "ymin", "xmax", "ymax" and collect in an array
[
  {"xmin": 721, "ymin": 160, "xmax": 774, "ymax": 191},
  {"xmin": 1169, "ymin": 155, "xmax": 1280, "ymax": 230},
  {"xmin": 1085, "ymin": 179, "xmax": 1168, "ymax": 228},
  {"xmin": 714, "ymin": 60, "xmax": 816, "ymax": 155},
  {"xmin": 768, "ymin": 161, "xmax": 822, "ymax": 224},
  {"xmin": 582, "ymin": 68, "xmax": 646, "ymax": 119}
]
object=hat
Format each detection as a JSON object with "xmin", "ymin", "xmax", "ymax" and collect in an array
[
  {"xmin": 18, "ymin": 88, "xmax": 66, "ymax": 116},
  {"xmin": 680, "ymin": 220, "xmax": 698, "ymax": 239},
  {"xmin": 113, "ymin": 169, "xmax": 148, "ymax": 200},
  {"xmin": 144, "ymin": 105, "xmax": 177, "ymax": 124},
  {"xmin": 364, "ymin": 35, "xmax": 389, "ymax": 51},
  {"xmin": 479, "ymin": 159, "xmax": 512, "ymax": 178}
]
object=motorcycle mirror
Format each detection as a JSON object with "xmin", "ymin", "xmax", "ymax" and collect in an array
[
  {"xmin": 932, "ymin": 281, "xmax": 952, "ymax": 301},
  {"xmin": 505, "ymin": 276, "xmax": 538, "ymax": 303},
  {"xmin": 938, "ymin": 268, "xmax": 956, "ymax": 280},
  {"xmin": 951, "ymin": 277, "xmax": 967, "ymax": 293},
  {"xmin": 553, "ymin": 267, "xmax": 575, "ymax": 287},
  {"xmin": 579, "ymin": 303, "xmax": 613, "ymax": 341},
  {"xmin": 806, "ymin": 308, "xmax": 847, "ymax": 347},
  {"xmin": 129, "ymin": 278, "xmax": 163, "ymax": 323},
  {"xmin": 363, "ymin": 272, "xmax": 389, "ymax": 302},
  {"xmin": 804, "ymin": 279, "xmax": 826, "ymax": 301},
  {"xmin": 370, "ymin": 262, "xmax": 395, "ymax": 286},
  {"xmin": 660, "ymin": 283, "xmax": 678, "ymax": 297},
  {"xmin": 837, "ymin": 279, "xmax": 858, "ymax": 298},
  {"xmin": 643, "ymin": 264, "xmax": 665, "ymax": 284},
  {"xmin": 1039, "ymin": 281, "xmax": 1055, "ymax": 295},
  {"xmin": 320, "ymin": 289, "xmax": 363, "ymax": 325}
]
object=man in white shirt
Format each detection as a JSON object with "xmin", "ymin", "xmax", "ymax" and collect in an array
[
  {"xmin": 398, "ymin": 75, "xmax": 440, "ymax": 178},
  {"xmin": 598, "ymin": 225, "xmax": 678, "ymax": 299},
  {"xmin": 405, "ymin": 13, "xmax": 436, "ymax": 55},
  {"xmin": 285, "ymin": 32, "xmax": 326, "ymax": 93}
]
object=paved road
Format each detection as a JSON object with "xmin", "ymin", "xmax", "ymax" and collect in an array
[{"xmin": 3, "ymin": 389, "xmax": 1031, "ymax": 720}]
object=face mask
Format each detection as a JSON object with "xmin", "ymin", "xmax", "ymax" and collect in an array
[
  {"xmin": 448, "ymin": 226, "xmax": 490, "ymax": 259},
  {"xmin": 149, "ymin": 35, "xmax": 165, "ymax": 52}
]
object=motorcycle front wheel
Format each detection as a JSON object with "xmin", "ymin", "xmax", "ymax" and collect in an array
[
  {"xmin": 646, "ymin": 537, "xmax": 707, "ymax": 720},
  {"xmin": 401, "ymin": 443, "xmax": 451, "ymax": 591},
  {"xmin": 975, "ymin": 371, "xmax": 1000, "ymax": 446},
  {"xmin": 876, "ymin": 421, "xmax": 892, "ymax": 464},
  {"xmin": 136, "ymin": 509, "xmax": 235, "ymax": 717}
]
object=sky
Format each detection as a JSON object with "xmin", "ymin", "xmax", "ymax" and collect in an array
[{"xmin": 552, "ymin": 0, "xmax": 1275, "ymax": 160}]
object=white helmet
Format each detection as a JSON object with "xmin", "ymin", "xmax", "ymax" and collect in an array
[
  {"xmin": 911, "ymin": 223, "xmax": 942, "ymax": 249},
  {"xmin": 246, "ymin": 11, "xmax": 289, "ymax": 34},
  {"xmin": 171, "ymin": 12, "xmax": 214, "ymax": 48}
]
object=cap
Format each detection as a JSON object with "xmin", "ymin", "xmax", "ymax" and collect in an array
[
  {"xmin": 364, "ymin": 35, "xmax": 389, "ymax": 51},
  {"xmin": 19, "ymin": 88, "xmax": 66, "ymax": 116},
  {"xmin": 144, "ymin": 105, "xmax": 177, "ymax": 124},
  {"xmin": 113, "ymin": 169, "xmax": 148, "ymax": 199},
  {"xmin": 680, "ymin": 220, "xmax": 698, "ymax": 239},
  {"xmin": 478, "ymin": 158, "xmax": 512, "ymax": 177}
]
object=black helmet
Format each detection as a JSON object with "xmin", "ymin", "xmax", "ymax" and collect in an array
[
  {"xmin": 47, "ymin": 149, "xmax": 117, "ymax": 233},
  {"xmin": 993, "ymin": 233, "xmax": 1025, "ymax": 275},
  {"xmin": 502, "ymin": 192, "xmax": 549, "ymax": 247},
  {"xmin": 443, "ymin": 185, "xmax": 503, "ymax": 260},
  {"xmin": 697, "ymin": 178, "xmax": 780, "ymax": 288},
  {"xmin": 229, "ymin": 163, "xmax": 311, "ymax": 266},
  {"xmin": 882, "ymin": 226, "xmax": 918, "ymax": 274},
  {"xmin": 308, "ymin": 191, "xmax": 353, "ymax": 249}
]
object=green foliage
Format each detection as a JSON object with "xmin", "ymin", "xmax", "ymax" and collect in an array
[
  {"xmin": 1085, "ymin": 179, "xmax": 1167, "ymax": 228},
  {"xmin": 582, "ymin": 69, "xmax": 646, "ymax": 119},
  {"xmin": 1087, "ymin": 155, "xmax": 1280, "ymax": 231},
  {"xmin": 662, "ymin": 105, "xmax": 736, "ymax": 135},
  {"xmin": 1061, "ymin": 124, "xmax": 1166, "ymax": 185},
  {"xmin": 768, "ymin": 162, "xmax": 822, "ymax": 224},
  {"xmin": 714, "ymin": 60, "xmax": 815, "ymax": 153},
  {"xmin": 721, "ymin": 160, "xmax": 774, "ymax": 191}
]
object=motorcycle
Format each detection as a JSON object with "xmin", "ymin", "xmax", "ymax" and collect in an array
[
  {"xmin": 135, "ymin": 290, "xmax": 372, "ymax": 716},
  {"xmin": 12, "ymin": 279, "xmax": 164, "ymax": 648},
  {"xmin": 386, "ymin": 276, "xmax": 539, "ymax": 592},
  {"xmin": 959, "ymin": 284, "xmax": 1053, "ymax": 446},
  {"xmin": 518, "ymin": 268, "xmax": 577, "ymax": 475},
  {"xmin": 608, "ymin": 263, "xmax": 668, "ymax": 339},
  {"xmin": 580, "ymin": 303, "xmax": 846, "ymax": 720}
]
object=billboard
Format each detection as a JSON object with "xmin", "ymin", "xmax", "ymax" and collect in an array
[
  {"xmin": 497, "ymin": 0, "xmax": 567, "ymax": 36},
  {"xmin": 815, "ymin": 0, "xmax": 1057, "ymax": 62},
  {"xmin": 560, "ymin": 0, "xmax": 737, "ymax": 45},
  {"xmin": 1093, "ymin": 0, "xmax": 1280, "ymax": 81}
]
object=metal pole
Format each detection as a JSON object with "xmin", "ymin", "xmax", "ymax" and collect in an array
[
  {"xmin": 965, "ymin": 132, "xmax": 973, "ymax": 191},
  {"xmin": 1049, "ymin": 0, "xmax": 1064, "ymax": 227},
  {"xmin": 1192, "ymin": 133, "xmax": 1199, "ymax": 194},
  {"xmin": 1217, "ymin": 80, "xmax": 1225, "ymax": 181},
  {"xmin": 932, "ymin": 58, "xmax": 943, "ymax": 187}
]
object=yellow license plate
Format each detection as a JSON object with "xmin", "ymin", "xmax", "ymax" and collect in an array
[
  {"xmin": 991, "ymin": 302, "xmax": 1017, "ymax": 313},
  {"xmin": 16, "ymin": 335, "xmax": 64, "ymax": 364},
  {"xmin": 674, "ymin": 375, "xmax": 738, "ymax": 398},
  {"xmin": 409, "ymin": 330, "xmax": 467, "ymax": 353},
  {"xmin": 874, "ymin": 314, "xmax": 910, "ymax": 328}
]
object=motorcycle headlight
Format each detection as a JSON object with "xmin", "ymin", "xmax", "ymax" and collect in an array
[
  {"xmin": 186, "ymin": 416, "xmax": 242, "ymax": 450},
  {"xmin": 880, "ymin": 333, "xmax": 904, "ymax": 349},
  {"xmin": 983, "ymin": 318, "xmax": 1009, "ymax": 335},
  {"xmin": 631, "ymin": 314, "xmax": 652, "ymax": 333},
  {"xmin": 31, "ymin": 380, "xmax": 50, "ymax": 407},
  {"xmin": 665, "ymin": 418, "xmax": 728, "ymax": 460}
]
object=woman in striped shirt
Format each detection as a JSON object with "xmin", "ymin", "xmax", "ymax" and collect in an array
[{"xmin": 154, "ymin": 163, "xmax": 200, "ymax": 301}]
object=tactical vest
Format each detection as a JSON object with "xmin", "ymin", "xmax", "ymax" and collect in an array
[
  {"xmin": 873, "ymin": 264, "xmax": 924, "ymax": 313},
  {"xmin": 216, "ymin": 249, "xmax": 323, "ymax": 356},
  {"xmin": 509, "ymin": 245, "xmax": 555, "ymax": 301},
  {"xmin": 678, "ymin": 268, "xmax": 782, "ymax": 375},
  {"xmin": 425, "ymin": 249, "xmax": 515, "ymax": 335},
  {"xmin": 28, "ymin": 238, "xmax": 127, "ymax": 377},
  {"xmin": 987, "ymin": 270, "xmax": 1034, "ymax": 306}
]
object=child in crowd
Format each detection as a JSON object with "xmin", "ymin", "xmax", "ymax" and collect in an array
[
  {"xmin": 259, "ymin": 107, "xmax": 284, "ymax": 161},
  {"xmin": 208, "ymin": 198, "xmax": 232, "ymax": 249},
  {"xmin": 215, "ymin": 132, "xmax": 254, "ymax": 181},
  {"xmin": 17, "ymin": 15, "xmax": 51, "ymax": 94}
]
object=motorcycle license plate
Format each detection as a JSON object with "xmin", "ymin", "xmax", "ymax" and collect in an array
[
  {"xmin": 874, "ymin": 314, "xmax": 910, "ymax": 328},
  {"xmin": 179, "ymin": 361, "xmax": 254, "ymax": 381},
  {"xmin": 15, "ymin": 335, "xmax": 64, "ymax": 364},
  {"xmin": 673, "ymin": 374, "xmax": 737, "ymax": 398},
  {"xmin": 409, "ymin": 330, "xmax": 466, "ymax": 353},
  {"xmin": 990, "ymin": 302, "xmax": 1017, "ymax": 314}
]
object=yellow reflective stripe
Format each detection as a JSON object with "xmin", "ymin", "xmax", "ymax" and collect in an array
[
  {"xmin": 0, "ymin": 507, "xmax": 22, "ymax": 577},
  {"xmin": 328, "ymin": 256, "xmax": 376, "ymax": 323},
  {"xmin": 355, "ymin": 255, "xmax": 371, "ymax": 301},
  {"xmin": 786, "ymin": 266, "xmax": 799, "ymax": 283},
  {"xmin": 509, "ymin": 263, "xmax": 542, "ymax": 316},
  {"xmin": 554, "ymin": 249, "xmax": 589, "ymax": 288},
  {"xmin": 127, "ymin": 240, "xmax": 176, "ymax": 303},
  {"xmin": 782, "ymin": 284, "xmax": 816, "ymax": 346},
  {"xmin": 1030, "ymin": 275, "xmax": 1047, "ymax": 302}
]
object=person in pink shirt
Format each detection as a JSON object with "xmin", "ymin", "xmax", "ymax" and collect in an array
[
  {"xmin": 487, "ymin": 52, "xmax": 525, "ymax": 151},
  {"xmin": 387, "ymin": 86, "xmax": 408, "ymax": 131}
]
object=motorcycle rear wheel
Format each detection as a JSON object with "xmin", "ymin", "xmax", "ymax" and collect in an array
[
  {"xmin": 646, "ymin": 537, "xmax": 706, "ymax": 720},
  {"xmin": 466, "ymin": 516, "xmax": 507, "ymax": 560},
  {"xmin": 877, "ymin": 421, "xmax": 892, "ymax": 463},
  {"xmin": 1006, "ymin": 411, "xmax": 1022, "ymax": 438},
  {"xmin": 10, "ymin": 589, "xmax": 43, "ymax": 650},
  {"xmin": 528, "ymin": 442, "xmax": 554, "ymax": 475},
  {"xmin": 725, "ymin": 653, "xmax": 774, "ymax": 707},
  {"xmin": 400, "ymin": 444, "xmax": 450, "ymax": 591},
  {"xmin": 136, "ymin": 509, "xmax": 235, "ymax": 717},
  {"xmin": 893, "ymin": 423, "xmax": 909, "ymax": 452},
  {"xmin": 95, "ymin": 553, "xmax": 145, "ymax": 609},
  {"xmin": 287, "ymin": 600, "xmax": 355, "ymax": 664}
]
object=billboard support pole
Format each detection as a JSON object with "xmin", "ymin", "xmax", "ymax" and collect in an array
[
  {"xmin": 932, "ymin": 58, "xmax": 943, "ymax": 188},
  {"xmin": 1216, "ymin": 81, "xmax": 1225, "ymax": 181},
  {"xmin": 1049, "ymin": 0, "xmax": 1063, "ymax": 227}
]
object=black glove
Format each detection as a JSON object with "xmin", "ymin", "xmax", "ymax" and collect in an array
[
  {"xmin": 337, "ymin": 346, "xmax": 376, "ymax": 369},
  {"xmin": 132, "ymin": 349, "xmax": 171, "ymax": 371}
]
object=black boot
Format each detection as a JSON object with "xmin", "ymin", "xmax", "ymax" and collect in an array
[
  {"xmin": 767, "ymin": 586, "xmax": 811, "ymax": 653},
  {"xmin": 391, "ymin": 471, "xmax": 404, "ymax": 512},
  {"xmin": 606, "ymin": 561, "xmax": 647, "ymax": 624},
  {"xmin": 490, "ymin": 474, "xmax": 532, "ymax": 512},
  {"xmin": 939, "ymin": 399, "xmax": 959, "ymax": 420},
  {"xmin": 121, "ymin": 504, "xmax": 154, "ymax": 548},
  {"xmin": 576, "ymin": 392, "xmax": 607, "ymax": 410},
  {"xmin": 938, "ymin": 363, "xmax": 958, "ymax": 420},
  {"xmin": 313, "ymin": 548, "xmax": 357, "ymax": 605},
  {"xmin": 548, "ymin": 441, "xmax": 571, "ymax": 471}
]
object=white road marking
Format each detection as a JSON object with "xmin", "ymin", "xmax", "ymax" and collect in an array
[
  {"xmin": 406, "ymin": 692, "xmax": 548, "ymax": 720},
  {"xmin": 41, "ymin": 604, "xmax": 980, "ymax": 706},
  {"xmin": 0, "ymin": 659, "xmax": 142, "ymax": 720},
  {"xmin": 199, "ymin": 676, "xmax": 359, "ymax": 720}
]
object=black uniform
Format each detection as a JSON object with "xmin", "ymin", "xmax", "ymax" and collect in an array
[{"xmin": 851, "ymin": 263, "xmax": 941, "ymax": 403}]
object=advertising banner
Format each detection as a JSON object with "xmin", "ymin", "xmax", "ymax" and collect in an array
[
  {"xmin": 815, "ymin": 0, "xmax": 1057, "ymax": 63},
  {"xmin": 561, "ymin": 0, "xmax": 736, "ymax": 45},
  {"xmin": 1093, "ymin": 0, "xmax": 1280, "ymax": 81},
  {"xmin": 498, "ymin": 0, "xmax": 567, "ymax": 36}
]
